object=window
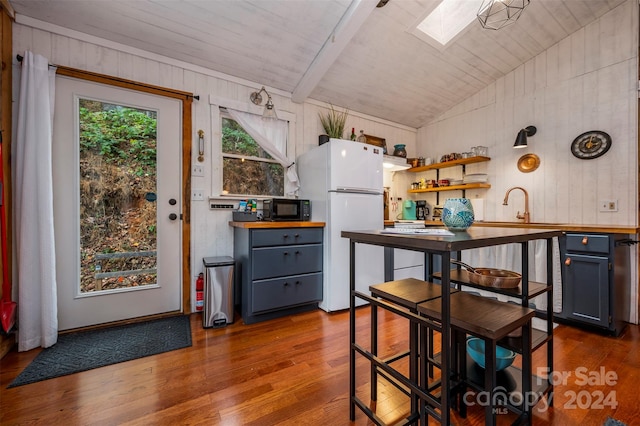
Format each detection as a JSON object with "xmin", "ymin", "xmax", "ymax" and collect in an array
[
  {"xmin": 410, "ymin": 0, "xmax": 478, "ymax": 49},
  {"xmin": 221, "ymin": 112, "xmax": 284, "ymax": 196}
]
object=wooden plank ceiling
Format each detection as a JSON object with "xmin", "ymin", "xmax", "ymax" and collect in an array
[{"xmin": 9, "ymin": 0, "xmax": 626, "ymax": 128}]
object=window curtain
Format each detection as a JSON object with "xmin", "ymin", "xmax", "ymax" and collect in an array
[
  {"xmin": 14, "ymin": 51, "xmax": 58, "ymax": 351},
  {"xmin": 226, "ymin": 109, "xmax": 299, "ymax": 196}
]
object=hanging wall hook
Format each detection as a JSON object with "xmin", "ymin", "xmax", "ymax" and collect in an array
[{"xmin": 197, "ymin": 129, "xmax": 205, "ymax": 162}]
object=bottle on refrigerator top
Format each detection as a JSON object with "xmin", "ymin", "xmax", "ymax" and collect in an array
[
  {"xmin": 356, "ymin": 130, "xmax": 367, "ymax": 143},
  {"xmin": 350, "ymin": 128, "xmax": 356, "ymax": 141}
]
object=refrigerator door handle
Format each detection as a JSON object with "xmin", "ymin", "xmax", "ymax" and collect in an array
[{"xmin": 332, "ymin": 188, "xmax": 382, "ymax": 195}]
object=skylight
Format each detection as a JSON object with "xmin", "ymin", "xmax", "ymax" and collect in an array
[{"xmin": 416, "ymin": 0, "xmax": 480, "ymax": 47}]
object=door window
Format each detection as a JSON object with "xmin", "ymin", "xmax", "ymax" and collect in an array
[{"xmin": 79, "ymin": 99, "xmax": 158, "ymax": 293}]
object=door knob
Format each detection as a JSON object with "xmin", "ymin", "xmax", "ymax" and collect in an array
[
  {"xmin": 582, "ymin": 236, "xmax": 588, "ymax": 245},
  {"xmin": 169, "ymin": 213, "xmax": 178, "ymax": 220},
  {"xmin": 169, "ymin": 198, "xmax": 177, "ymax": 205},
  {"xmin": 565, "ymin": 257, "xmax": 571, "ymax": 266}
]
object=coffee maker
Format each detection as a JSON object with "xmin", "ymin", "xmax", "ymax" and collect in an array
[
  {"xmin": 416, "ymin": 200, "xmax": 429, "ymax": 220},
  {"xmin": 401, "ymin": 199, "xmax": 417, "ymax": 220}
]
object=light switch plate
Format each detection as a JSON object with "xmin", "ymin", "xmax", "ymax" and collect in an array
[
  {"xmin": 192, "ymin": 189, "xmax": 204, "ymax": 201},
  {"xmin": 192, "ymin": 164, "xmax": 204, "ymax": 177}
]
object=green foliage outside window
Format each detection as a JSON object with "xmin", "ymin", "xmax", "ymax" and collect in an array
[
  {"xmin": 79, "ymin": 101, "xmax": 157, "ymax": 170},
  {"xmin": 221, "ymin": 117, "xmax": 284, "ymax": 196},
  {"xmin": 78, "ymin": 99, "xmax": 158, "ymax": 292}
]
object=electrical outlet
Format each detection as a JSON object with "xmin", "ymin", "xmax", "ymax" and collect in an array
[
  {"xmin": 599, "ymin": 199, "xmax": 618, "ymax": 212},
  {"xmin": 191, "ymin": 189, "xmax": 204, "ymax": 201},
  {"xmin": 191, "ymin": 164, "xmax": 204, "ymax": 177}
]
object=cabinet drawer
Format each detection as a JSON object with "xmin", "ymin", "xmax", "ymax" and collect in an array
[
  {"xmin": 251, "ymin": 228, "xmax": 323, "ymax": 247},
  {"xmin": 252, "ymin": 273, "xmax": 322, "ymax": 313},
  {"xmin": 252, "ymin": 244, "xmax": 323, "ymax": 279},
  {"xmin": 565, "ymin": 234, "xmax": 610, "ymax": 255}
]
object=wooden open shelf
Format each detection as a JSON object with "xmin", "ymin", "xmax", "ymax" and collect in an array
[
  {"xmin": 408, "ymin": 182, "xmax": 491, "ymax": 193},
  {"xmin": 408, "ymin": 156, "xmax": 491, "ymax": 172},
  {"xmin": 433, "ymin": 269, "xmax": 551, "ymax": 299}
]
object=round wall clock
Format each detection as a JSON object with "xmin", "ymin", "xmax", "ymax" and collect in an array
[{"xmin": 571, "ymin": 130, "xmax": 611, "ymax": 159}]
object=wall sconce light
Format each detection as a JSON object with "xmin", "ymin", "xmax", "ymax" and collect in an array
[
  {"xmin": 514, "ymin": 125, "xmax": 537, "ymax": 149},
  {"xmin": 250, "ymin": 86, "xmax": 278, "ymax": 120},
  {"xmin": 477, "ymin": 0, "xmax": 530, "ymax": 30}
]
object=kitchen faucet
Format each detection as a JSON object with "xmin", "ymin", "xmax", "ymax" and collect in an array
[{"xmin": 503, "ymin": 186, "xmax": 530, "ymax": 223}]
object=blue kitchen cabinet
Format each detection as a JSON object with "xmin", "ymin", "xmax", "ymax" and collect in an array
[
  {"xmin": 233, "ymin": 226, "xmax": 323, "ymax": 324},
  {"xmin": 558, "ymin": 233, "xmax": 630, "ymax": 335}
]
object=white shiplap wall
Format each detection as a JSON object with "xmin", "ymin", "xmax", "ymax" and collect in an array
[
  {"xmin": 416, "ymin": 0, "xmax": 638, "ymax": 323},
  {"xmin": 418, "ymin": 1, "xmax": 638, "ymax": 226},
  {"xmin": 12, "ymin": 21, "xmax": 416, "ymax": 311},
  {"xmin": 417, "ymin": 0, "xmax": 638, "ymax": 227}
]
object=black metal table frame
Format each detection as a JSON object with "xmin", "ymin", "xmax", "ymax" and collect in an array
[{"xmin": 344, "ymin": 227, "xmax": 562, "ymax": 425}]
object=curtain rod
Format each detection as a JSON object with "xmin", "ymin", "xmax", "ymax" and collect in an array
[{"xmin": 16, "ymin": 54, "xmax": 200, "ymax": 101}]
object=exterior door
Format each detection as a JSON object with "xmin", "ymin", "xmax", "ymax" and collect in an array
[{"xmin": 53, "ymin": 76, "xmax": 182, "ymax": 330}]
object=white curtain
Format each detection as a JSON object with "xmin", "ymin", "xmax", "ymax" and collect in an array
[
  {"xmin": 226, "ymin": 109, "xmax": 299, "ymax": 196},
  {"xmin": 14, "ymin": 52, "xmax": 58, "ymax": 351}
]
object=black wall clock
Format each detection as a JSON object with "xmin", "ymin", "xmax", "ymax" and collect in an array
[{"xmin": 571, "ymin": 130, "xmax": 611, "ymax": 159}]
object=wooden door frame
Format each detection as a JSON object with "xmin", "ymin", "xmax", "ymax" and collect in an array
[
  {"xmin": 53, "ymin": 67, "xmax": 194, "ymax": 315},
  {"xmin": 0, "ymin": 1, "xmax": 14, "ymax": 358}
]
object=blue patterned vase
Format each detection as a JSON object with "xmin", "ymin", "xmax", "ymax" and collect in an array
[{"xmin": 442, "ymin": 198, "xmax": 474, "ymax": 231}]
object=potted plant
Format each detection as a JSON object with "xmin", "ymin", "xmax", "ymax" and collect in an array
[{"xmin": 318, "ymin": 104, "xmax": 348, "ymax": 140}]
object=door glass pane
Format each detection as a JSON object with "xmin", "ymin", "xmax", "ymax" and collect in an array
[{"xmin": 79, "ymin": 99, "xmax": 158, "ymax": 293}]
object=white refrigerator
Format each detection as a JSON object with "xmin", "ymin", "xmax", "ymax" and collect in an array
[{"xmin": 297, "ymin": 139, "xmax": 384, "ymax": 311}]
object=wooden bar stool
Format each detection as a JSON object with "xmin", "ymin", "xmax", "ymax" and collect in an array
[
  {"xmin": 369, "ymin": 278, "xmax": 456, "ymax": 419},
  {"xmin": 417, "ymin": 291, "xmax": 535, "ymax": 425}
]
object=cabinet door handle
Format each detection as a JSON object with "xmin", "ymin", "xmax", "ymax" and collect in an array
[
  {"xmin": 295, "ymin": 250, "xmax": 301, "ymax": 255},
  {"xmin": 283, "ymin": 251, "xmax": 289, "ymax": 256},
  {"xmin": 295, "ymin": 280, "xmax": 301, "ymax": 285},
  {"xmin": 283, "ymin": 281, "xmax": 290, "ymax": 286},
  {"xmin": 282, "ymin": 234, "xmax": 289, "ymax": 239},
  {"xmin": 294, "ymin": 233, "xmax": 300, "ymax": 238},
  {"xmin": 565, "ymin": 257, "xmax": 571, "ymax": 266},
  {"xmin": 582, "ymin": 236, "xmax": 588, "ymax": 245}
]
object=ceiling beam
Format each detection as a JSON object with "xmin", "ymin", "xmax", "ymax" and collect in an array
[{"xmin": 291, "ymin": 0, "xmax": 378, "ymax": 103}]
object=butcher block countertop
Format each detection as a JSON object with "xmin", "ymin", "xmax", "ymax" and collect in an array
[
  {"xmin": 383, "ymin": 220, "xmax": 638, "ymax": 234},
  {"xmin": 229, "ymin": 221, "xmax": 325, "ymax": 228}
]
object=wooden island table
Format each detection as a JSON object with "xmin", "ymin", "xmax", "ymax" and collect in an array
[{"xmin": 342, "ymin": 226, "xmax": 564, "ymax": 425}]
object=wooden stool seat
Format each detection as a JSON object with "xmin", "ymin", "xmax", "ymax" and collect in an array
[
  {"xmin": 370, "ymin": 277, "xmax": 455, "ymax": 309},
  {"xmin": 416, "ymin": 291, "xmax": 534, "ymax": 340}
]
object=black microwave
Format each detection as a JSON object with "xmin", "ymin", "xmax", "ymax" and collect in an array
[{"xmin": 263, "ymin": 198, "xmax": 311, "ymax": 221}]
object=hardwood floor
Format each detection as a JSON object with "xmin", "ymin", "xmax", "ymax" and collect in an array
[{"xmin": 0, "ymin": 308, "xmax": 638, "ymax": 425}]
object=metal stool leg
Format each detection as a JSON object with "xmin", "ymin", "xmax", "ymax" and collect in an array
[{"xmin": 371, "ymin": 301, "xmax": 378, "ymax": 402}]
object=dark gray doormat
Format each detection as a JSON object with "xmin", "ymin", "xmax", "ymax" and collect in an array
[{"xmin": 8, "ymin": 315, "xmax": 191, "ymax": 388}]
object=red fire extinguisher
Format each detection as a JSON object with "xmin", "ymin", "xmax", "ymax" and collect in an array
[{"xmin": 195, "ymin": 272, "xmax": 204, "ymax": 312}]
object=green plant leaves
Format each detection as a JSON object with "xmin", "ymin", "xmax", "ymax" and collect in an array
[{"xmin": 318, "ymin": 105, "xmax": 348, "ymax": 139}]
